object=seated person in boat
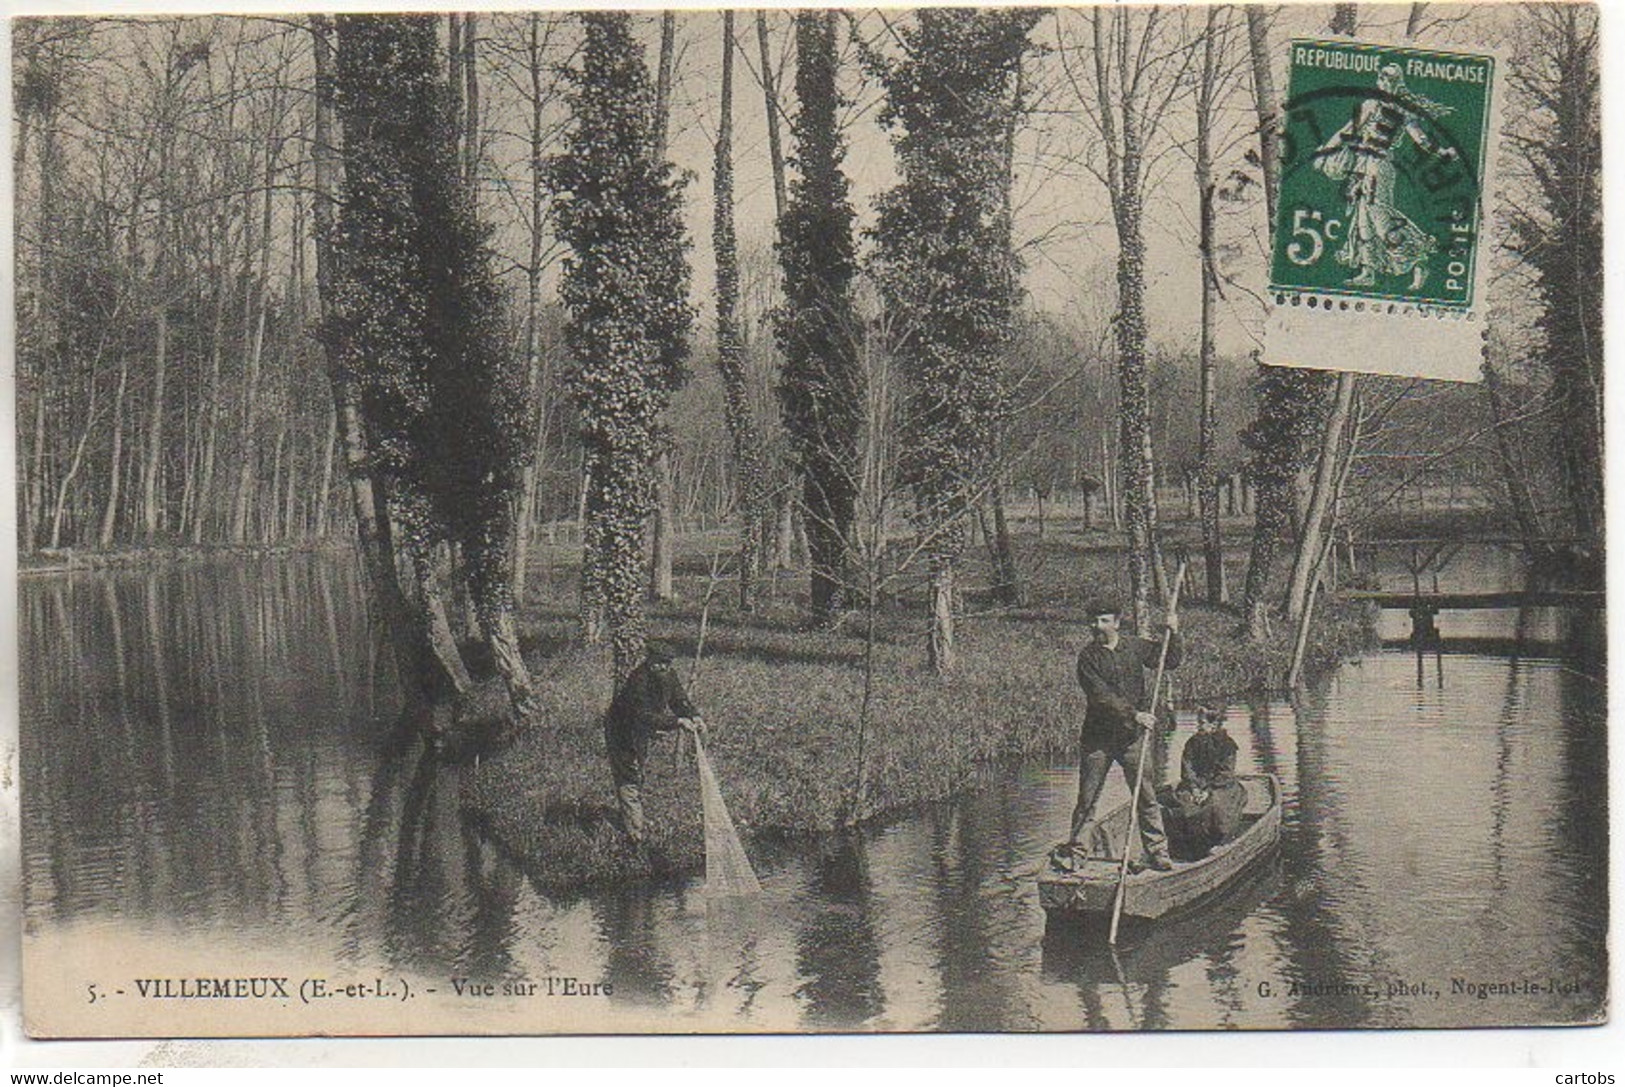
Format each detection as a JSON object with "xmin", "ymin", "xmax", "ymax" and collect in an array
[
  {"xmin": 1070, "ymin": 597, "xmax": 1181, "ymax": 872},
  {"xmin": 1159, "ymin": 704, "xmax": 1246, "ymax": 861}
]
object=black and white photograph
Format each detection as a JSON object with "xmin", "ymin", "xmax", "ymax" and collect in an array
[{"xmin": 9, "ymin": 1, "xmax": 1608, "ymax": 1040}]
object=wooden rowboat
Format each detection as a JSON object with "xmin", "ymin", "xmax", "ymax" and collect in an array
[{"xmin": 1038, "ymin": 774, "xmax": 1282, "ymax": 923}]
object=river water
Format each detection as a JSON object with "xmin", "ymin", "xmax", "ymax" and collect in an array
[{"xmin": 18, "ymin": 554, "xmax": 1607, "ymax": 1034}]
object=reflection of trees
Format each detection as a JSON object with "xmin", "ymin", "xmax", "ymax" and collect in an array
[
  {"xmin": 1274, "ymin": 680, "xmax": 1372, "ymax": 1028},
  {"xmin": 701, "ymin": 898, "xmax": 766, "ymax": 1020},
  {"xmin": 458, "ymin": 813, "xmax": 523, "ymax": 983},
  {"xmin": 793, "ymin": 831, "xmax": 882, "ymax": 1028},
  {"xmin": 21, "ymin": 560, "xmax": 387, "ymax": 933},
  {"xmin": 1245, "ymin": 696, "xmax": 1282, "ymax": 781},
  {"xmin": 1039, "ymin": 857, "xmax": 1281, "ymax": 1030},
  {"xmin": 24, "ymin": 557, "xmax": 546, "ymax": 987},
  {"xmin": 926, "ymin": 794, "xmax": 1029, "ymax": 1030},
  {"xmin": 354, "ymin": 707, "xmax": 527, "ymax": 980}
]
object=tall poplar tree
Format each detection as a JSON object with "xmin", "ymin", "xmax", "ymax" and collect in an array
[
  {"xmin": 776, "ymin": 10, "xmax": 862, "ymax": 625},
  {"xmin": 552, "ymin": 12, "xmax": 694, "ymax": 679},
  {"xmin": 1064, "ymin": 6, "xmax": 1191, "ymax": 634},
  {"xmin": 870, "ymin": 8, "xmax": 1037, "ymax": 672},
  {"xmin": 712, "ymin": 11, "xmax": 771, "ymax": 611}
]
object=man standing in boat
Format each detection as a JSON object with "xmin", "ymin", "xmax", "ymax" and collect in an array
[{"xmin": 1070, "ymin": 599, "xmax": 1181, "ymax": 871}]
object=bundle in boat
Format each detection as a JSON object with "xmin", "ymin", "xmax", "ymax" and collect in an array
[{"xmin": 694, "ymin": 735, "xmax": 762, "ymax": 897}]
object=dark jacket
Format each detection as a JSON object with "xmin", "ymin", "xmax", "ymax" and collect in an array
[
  {"xmin": 604, "ymin": 659, "xmax": 698, "ymax": 783},
  {"xmin": 1180, "ymin": 728, "xmax": 1238, "ymax": 791},
  {"xmin": 1076, "ymin": 630, "xmax": 1182, "ymax": 750}
]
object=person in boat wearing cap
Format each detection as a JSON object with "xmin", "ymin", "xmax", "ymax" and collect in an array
[
  {"xmin": 1070, "ymin": 598, "xmax": 1182, "ymax": 871},
  {"xmin": 604, "ymin": 640, "xmax": 706, "ymax": 845}
]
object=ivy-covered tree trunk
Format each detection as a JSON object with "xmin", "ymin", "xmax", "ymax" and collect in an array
[
  {"xmin": 1115, "ymin": 172, "xmax": 1158, "ymax": 635},
  {"xmin": 1510, "ymin": 5, "xmax": 1602, "ymax": 554},
  {"xmin": 311, "ymin": 20, "xmax": 427, "ymax": 696},
  {"xmin": 322, "ymin": 14, "xmax": 539, "ymax": 721},
  {"xmin": 871, "ymin": 9, "xmax": 1036, "ymax": 670},
  {"xmin": 646, "ymin": 12, "xmax": 680, "ymax": 606},
  {"xmin": 1071, "ymin": 8, "xmax": 1187, "ymax": 634},
  {"xmin": 1195, "ymin": 5, "xmax": 1229, "ymax": 606},
  {"xmin": 756, "ymin": 12, "xmax": 788, "ymax": 224},
  {"xmin": 554, "ymin": 11, "xmax": 694, "ymax": 680},
  {"xmin": 987, "ymin": 61, "xmax": 1026, "ymax": 609},
  {"xmin": 713, "ymin": 11, "xmax": 770, "ymax": 612},
  {"xmin": 777, "ymin": 10, "xmax": 862, "ymax": 625}
]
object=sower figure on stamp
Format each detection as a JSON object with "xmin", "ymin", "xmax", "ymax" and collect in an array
[
  {"xmin": 1315, "ymin": 63, "xmax": 1458, "ymax": 291},
  {"xmin": 1070, "ymin": 599, "xmax": 1181, "ymax": 872},
  {"xmin": 604, "ymin": 641, "xmax": 705, "ymax": 845}
]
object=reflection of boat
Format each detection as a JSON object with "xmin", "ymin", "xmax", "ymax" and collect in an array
[{"xmin": 1039, "ymin": 774, "xmax": 1282, "ymax": 924}]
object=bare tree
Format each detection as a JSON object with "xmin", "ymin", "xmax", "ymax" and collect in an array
[
  {"xmin": 1190, "ymin": 5, "xmax": 1247, "ymax": 605},
  {"xmin": 1059, "ymin": 7, "xmax": 1193, "ymax": 634}
]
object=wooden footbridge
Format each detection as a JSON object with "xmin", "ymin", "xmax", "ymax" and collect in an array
[
  {"xmin": 1342, "ymin": 536, "xmax": 1604, "ymax": 644},
  {"xmin": 1347, "ymin": 589, "xmax": 1606, "ymax": 610}
]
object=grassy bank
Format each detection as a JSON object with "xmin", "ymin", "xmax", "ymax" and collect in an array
[{"xmin": 462, "ymin": 518, "xmax": 1375, "ymax": 892}]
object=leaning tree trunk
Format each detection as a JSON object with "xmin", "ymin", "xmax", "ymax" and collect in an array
[
  {"xmin": 1240, "ymin": 3, "xmax": 1331, "ymax": 640},
  {"xmin": 1285, "ymin": 372, "xmax": 1354, "ymax": 621},
  {"xmin": 1283, "ymin": 4, "xmax": 1363, "ymax": 623},
  {"xmin": 756, "ymin": 11, "xmax": 788, "ymax": 223}
]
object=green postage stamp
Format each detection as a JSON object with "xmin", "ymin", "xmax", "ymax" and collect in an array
[{"xmin": 1265, "ymin": 38, "xmax": 1501, "ymax": 383}]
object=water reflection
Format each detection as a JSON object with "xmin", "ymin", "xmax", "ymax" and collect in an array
[
  {"xmin": 19, "ymin": 556, "xmax": 1608, "ymax": 1033},
  {"xmin": 794, "ymin": 833, "xmax": 883, "ymax": 1028}
]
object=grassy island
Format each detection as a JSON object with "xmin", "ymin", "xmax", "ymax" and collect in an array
[{"xmin": 461, "ymin": 516, "xmax": 1375, "ymax": 892}]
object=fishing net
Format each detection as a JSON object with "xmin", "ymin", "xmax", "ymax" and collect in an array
[{"xmin": 694, "ymin": 735, "xmax": 762, "ymax": 897}]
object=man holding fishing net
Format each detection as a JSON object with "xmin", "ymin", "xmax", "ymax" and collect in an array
[
  {"xmin": 605, "ymin": 641, "xmax": 705, "ymax": 846},
  {"xmin": 1069, "ymin": 597, "xmax": 1182, "ymax": 872}
]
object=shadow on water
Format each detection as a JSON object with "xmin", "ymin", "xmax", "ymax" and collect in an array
[{"xmin": 1555, "ymin": 628, "xmax": 1609, "ymax": 966}]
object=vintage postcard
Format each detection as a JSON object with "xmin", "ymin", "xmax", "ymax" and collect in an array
[{"xmin": 12, "ymin": 2, "xmax": 1606, "ymax": 1039}]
